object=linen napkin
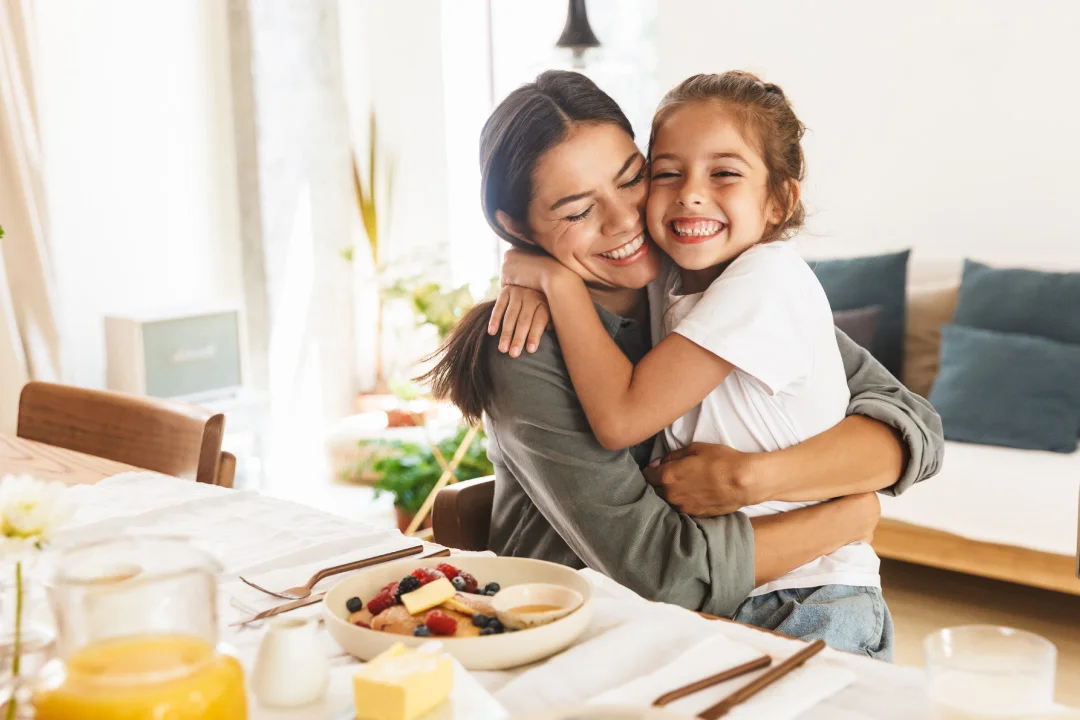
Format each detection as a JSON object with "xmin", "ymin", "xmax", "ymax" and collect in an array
[
  {"xmin": 222, "ymin": 537, "xmax": 431, "ymax": 620},
  {"xmin": 587, "ymin": 632, "xmax": 856, "ymax": 720},
  {"xmin": 489, "ymin": 570, "xmax": 853, "ymax": 719}
]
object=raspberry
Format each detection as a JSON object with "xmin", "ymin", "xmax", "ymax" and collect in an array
[
  {"xmin": 367, "ymin": 589, "xmax": 394, "ymax": 616},
  {"xmin": 424, "ymin": 610, "xmax": 458, "ymax": 636},
  {"xmin": 379, "ymin": 581, "xmax": 399, "ymax": 598},
  {"xmin": 352, "ymin": 620, "xmax": 371, "ymax": 629},
  {"xmin": 410, "ymin": 568, "xmax": 446, "ymax": 586},
  {"xmin": 455, "ymin": 571, "xmax": 478, "ymax": 593},
  {"xmin": 436, "ymin": 563, "xmax": 461, "ymax": 580}
]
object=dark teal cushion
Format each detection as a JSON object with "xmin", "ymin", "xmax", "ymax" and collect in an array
[
  {"xmin": 811, "ymin": 250, "xmax": 909, "ymax": 377},
  {"xmin": 954, "ymin": 260, "xmax": 1080, "ymax": 345},
  {"xmin": 929, "ymin": 325, "xmax": 1080, "ymax": 453}
]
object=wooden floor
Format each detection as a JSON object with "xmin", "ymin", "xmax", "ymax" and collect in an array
[{"xmin": 882, "ymin": 559, "xmax": 1080, "ymax": 706}]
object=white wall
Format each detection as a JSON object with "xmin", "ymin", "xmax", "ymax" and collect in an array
[
  {"xmin": 655, "ymin": 0, "xmax": 1080, "ymax": 264},
  {"xmin": 34, "ymin": 0, "xmax": 241, "ymax": 388}
]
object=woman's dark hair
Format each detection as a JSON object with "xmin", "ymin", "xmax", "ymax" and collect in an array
[{"xmin": 418, "ymin": 70, "xmax": 634, "ymax": 424}]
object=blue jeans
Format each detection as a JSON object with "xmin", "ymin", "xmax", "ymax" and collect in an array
[{"xmin": 732, "ymin": 585, "xmax": 894, "ymax": 661}]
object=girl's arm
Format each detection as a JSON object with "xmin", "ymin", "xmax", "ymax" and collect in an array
[{"xmin": 501, "ymin": 250, "xmax": 732, "ymax": 451}]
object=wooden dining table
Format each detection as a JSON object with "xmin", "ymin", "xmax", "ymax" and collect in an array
[{"xmin": 0, "ymin": 432, "xmax": 144, "ymax": 486}]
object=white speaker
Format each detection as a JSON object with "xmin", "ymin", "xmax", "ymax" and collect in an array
[{"xmin": 105, "ymin": 306, "xmax": 244, "ymax": 401}]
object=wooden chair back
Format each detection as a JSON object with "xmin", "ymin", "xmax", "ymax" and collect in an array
[
  {"xmin": 216, "ymin": 451, "xmax": 237, "ymax": 489},
  {"xmin": 17, "ymin": 382, "xmax": 226, "ymax": 485},
  {"xmin": 432, "ymin": 476, "xmax": 495, "ymax": 551}
]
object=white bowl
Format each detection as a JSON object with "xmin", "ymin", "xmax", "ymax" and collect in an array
[
  {"xmin": 322, "ymin": 556, "xmax": 594, "ymax": 670},
  {"xmin": 492, "ymin": 583, "xmax": 583, "ymax": 630}
]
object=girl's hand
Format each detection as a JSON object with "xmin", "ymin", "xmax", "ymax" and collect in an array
[
  {"xmin": 500, "ymin": 248, "xmax": 575, "ymax": 294},
  {"xmin": 488, "ymin": 285, "xmax": 551, "ymax": 357}
]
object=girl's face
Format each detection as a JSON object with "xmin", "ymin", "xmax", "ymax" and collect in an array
[
  {"xmin": 646, "ymin": 101, "xmax": 788, "ymax": 278},
  {"xmin": 501, "ymin": 122, "xmax": 661, "ymax": 291}
]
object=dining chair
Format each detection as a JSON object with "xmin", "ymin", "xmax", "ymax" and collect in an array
[
  {"xmin": 17, "ymin": 381, "xmax": 228, "ymax": 485},
  {"xmin": 432, "ymin": 475, "xmax": 495, "ymax": 551}
]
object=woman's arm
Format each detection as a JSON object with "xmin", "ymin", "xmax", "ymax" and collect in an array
[
  {"xmin": 501, "ymin": 250, "xmax": 733, "ymax": 450},
  {"xmin": 750, "ymin": 493, "xmax": 879, "ymax": 586},
  {"xmin": 646, "ymin": 330, "xmax": 945, "ymax": 515},
  {"xmin": 485, "ymin": 335, "xmax": 876, "ymax": 614}
]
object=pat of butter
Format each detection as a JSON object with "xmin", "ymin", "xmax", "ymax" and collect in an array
[
  {"xmin": 401, "ymin": 577, "xmax": 456, "ymax": 615},
  {"xmin": 353, "ymin": 643, "xmax": 453, "ymax": 720}
]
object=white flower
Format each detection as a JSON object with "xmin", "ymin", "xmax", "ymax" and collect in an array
[{"xmin": 0, "ymin": 474, "xmax": 73, "ymax": 550}]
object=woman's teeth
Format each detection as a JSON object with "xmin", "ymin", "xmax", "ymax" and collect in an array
[
  {"xmin": 600, "ymin": 233, "xmax": 645, "ymax": 260},
  {"xmin": 671, "ymin": 218, "xmax": 724, "ymax": 237}
]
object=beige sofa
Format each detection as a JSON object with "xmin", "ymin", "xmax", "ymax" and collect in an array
[{"xmin": 870, "ymin": 255, "xmax": 1080, "ymax": 595}]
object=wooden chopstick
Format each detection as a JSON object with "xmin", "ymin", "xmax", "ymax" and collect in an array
[
  {"xmin": 653, "ymin": 655, "xmax": 772, "ymax": 707},
  {"xmin": 697, "ymin": 639, "xmax": 826, "ymax": 719}
]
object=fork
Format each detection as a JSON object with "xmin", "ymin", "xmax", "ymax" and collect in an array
[{"xmin": 239, "ymin": 544, "xmax": 426, "ymax": 600}]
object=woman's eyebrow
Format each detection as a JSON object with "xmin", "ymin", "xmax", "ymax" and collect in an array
[
  {"xmin": 613, "ymin": 152, "xmax": 642, "ymax": 181},
  {"xmin": 550, "ymin": 191, "xmax": 591, "ymax": 212},
  {"xmin": 550, "ymin": 152, "xmax": 643, "ymax": 212}
]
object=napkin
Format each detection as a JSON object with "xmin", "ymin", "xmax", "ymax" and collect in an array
[
  {"xmin": 222, "ymin": 537, "xmax": 430, "ymax": 620},
  {"xmin": 588, "ymin": 632, "xmax": 856, "ymax": 720},
  {"xmin": 489, "ymin": 572, "xmax": 854, "ymax": 719}
]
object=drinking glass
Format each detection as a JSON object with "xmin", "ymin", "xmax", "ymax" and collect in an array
[{"xmin": 925, "ymin": 625, "xmax": 1056, "ymax": 719}]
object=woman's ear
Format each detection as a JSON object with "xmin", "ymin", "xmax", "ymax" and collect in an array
[{"xmin": 495, "ymin": 210, "xmax": 531, "ymax": 246}]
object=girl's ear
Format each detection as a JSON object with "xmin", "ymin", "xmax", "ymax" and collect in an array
[
  {"xmin": 495, "ymin": 210, "xmax": 531, "ymax": 246},
  {"xmin": 769, "ymin": 180, "xmax": 801, "ymax": 226}
]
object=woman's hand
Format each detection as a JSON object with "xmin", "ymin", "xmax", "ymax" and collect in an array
[
  {"xmin": 501, "ymin": 247, "xmax": 576, "ymax": 294},
  {"xmin": 840, "ymin": 491, "xmax": 881, "ymax": 544},
  {"xmin": 644, "ymin": 442, "xmax": 759, "ymax": 516},
  {"xmin": 488, "ymin": 286, "xmax": 550, "ymax": 357}
]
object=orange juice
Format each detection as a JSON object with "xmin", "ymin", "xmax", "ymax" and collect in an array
[{"xmin": 34, "ymin": 634, "xmax": 247, "ymax": 720}]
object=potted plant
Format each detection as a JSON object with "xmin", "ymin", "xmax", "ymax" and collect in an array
[{"xmin": 361, "ymin": 426, "xmax": 493, "ymax": 533}]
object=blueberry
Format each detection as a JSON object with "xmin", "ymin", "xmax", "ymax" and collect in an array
[
  {"xmin": 346, "ymin": 596, "xmax": 364, "ymax": 614},
  {"xmin": 471, "ymin": 613, "xmax": 489, "ymax": 628},
  {"xmin": 414, "ymin": 626, "xmax": 431, "ymax": 637},
  {"xmin": 480, "ymin": 626, "xmax": 497, "ymax": 636},
  {"xmin": 451, "ymin": 576, "xmax": 468, "ymax": 592},
  {"xmin": 484, "ymin": 582, "xmax": 501, "ymax": 595},
  {"xmin": 396, "ymin": 576, "xmax": 422, "ymax": 601},
  {"xmin": 487, "ymin": 618, "xmax": 504, "ymax": 633}
]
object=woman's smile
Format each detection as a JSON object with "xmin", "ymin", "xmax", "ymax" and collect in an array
[{"xmin": 597, "ymin": 231, "xmax": 651, "ymax": 266}]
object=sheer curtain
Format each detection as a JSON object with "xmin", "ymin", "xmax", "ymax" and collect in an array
[{"xmin": 0, "ymin": 0, "xmax": 61, "ymax": 432}]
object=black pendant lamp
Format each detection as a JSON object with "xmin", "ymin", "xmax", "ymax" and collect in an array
[{"xmin": 556, "ymin": 0, "xmax": 600, "ymax": 69}]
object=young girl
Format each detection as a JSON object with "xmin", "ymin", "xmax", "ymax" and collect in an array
[{"xmin": 496, "ymin": 71, "xmax": 892, "ymax": 659}]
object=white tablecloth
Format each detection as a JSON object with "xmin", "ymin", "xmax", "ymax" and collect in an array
[{"xmin": 54, "ymin": 473, "xmax": 932, "ymax": 719}]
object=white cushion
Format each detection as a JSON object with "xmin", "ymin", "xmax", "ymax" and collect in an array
[{"xmin": 881, "ymin": 441, "xmax": 1080, "ymax": 557}]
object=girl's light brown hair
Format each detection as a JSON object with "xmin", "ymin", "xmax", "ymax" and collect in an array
[{"xmin": 649, "ymin": 71, "xmax": 807, "ymax": 243}]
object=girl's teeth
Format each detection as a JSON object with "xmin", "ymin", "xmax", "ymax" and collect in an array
[
  {"xmin": 600, "ymin": 234, "xmax": 645, "ymax": 260},
  {"xmin": 672, "ymin": 219, "xmax": 723, "ymax": 237}
]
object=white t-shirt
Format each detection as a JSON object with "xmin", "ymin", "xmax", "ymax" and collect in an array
[{"xmin": 649, "ymin": 241, "xmax": 881, "ymax": 596}]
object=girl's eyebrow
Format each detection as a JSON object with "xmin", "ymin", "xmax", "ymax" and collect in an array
[
  {"xmin": 651, "ymin": 151, "xmax": 751, "ymax": 167},
  {"xmin": 712, "ymin": 152, "xmax": 751, "ymax": 166}
]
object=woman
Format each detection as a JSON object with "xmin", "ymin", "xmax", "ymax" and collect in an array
[{"xmin": 424, "ymin": 71, "xmax": 942, "ymax": 629}]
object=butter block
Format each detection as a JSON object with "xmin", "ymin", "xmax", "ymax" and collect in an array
[
  {"xmin": 401, "ymin": 577, "xmax": 456, "ymax": 615},
  {"xmin": 353, "ymin": 643, "xmax": 453, "ymax": 720}
]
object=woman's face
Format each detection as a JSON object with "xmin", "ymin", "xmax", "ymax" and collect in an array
[{"xmin": 510, "ymin": 123, "xmax": 661, "ymax": 291}]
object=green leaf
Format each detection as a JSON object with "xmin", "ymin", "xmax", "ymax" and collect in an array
[{"xmin": 366, "ymin": 426, "xmax": 494, "ymax": 516}]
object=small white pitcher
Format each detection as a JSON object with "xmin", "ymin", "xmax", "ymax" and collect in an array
[{"xmin": 251, "ymin": 616, "xmax": 329, "ymax": 708}]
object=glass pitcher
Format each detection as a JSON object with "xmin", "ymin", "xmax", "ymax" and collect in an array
[{"xmin": 33, "ymin": 536, "xmax": 247, "ymax": 719}]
